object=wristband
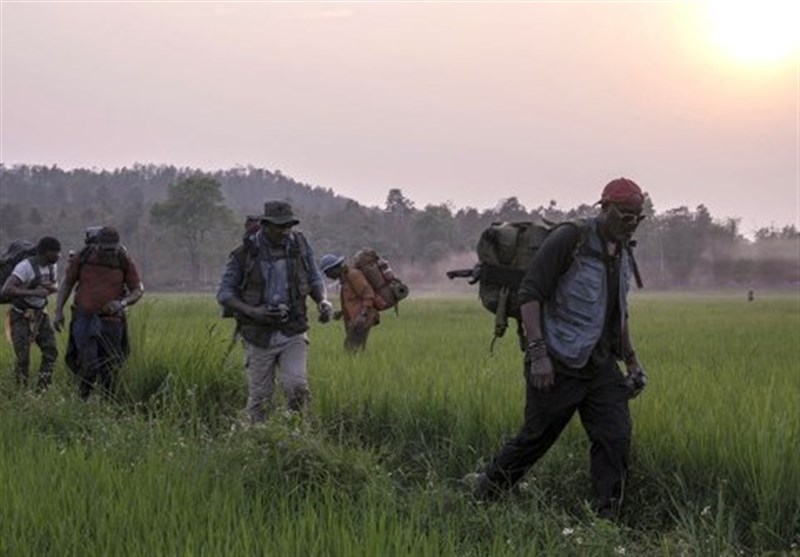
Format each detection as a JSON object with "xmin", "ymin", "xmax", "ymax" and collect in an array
[{"xmin": 526, "ymin": 338, "xmax": 548, "ymax": 360}]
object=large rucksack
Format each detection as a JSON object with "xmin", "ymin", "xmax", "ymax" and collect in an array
[
  {"xmin": 448, "ymin": 217, "xmax": 643, "ymax": 351},
  {"xmin": 351, "ymin": 248, "xmax": 409, "ymax": 311},
  {"xmin": 0, "ymin": 240, "xmax": 38, "ymax": 304},
  {"xmin": 448, "ymin": 218, "xmax": 590, "ymax": 351}
]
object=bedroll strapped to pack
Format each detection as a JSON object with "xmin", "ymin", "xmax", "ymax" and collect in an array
[
  {"xmin": 0, "ymin": 240, "xmax": 38, "ymax": 304},
  {"xmin": 448, "ymin": 217, "xmax": 587, "ymax": 352},
  {"xmin": 351, "ymin": 248, "xmax": 409, "ymax": 311}
]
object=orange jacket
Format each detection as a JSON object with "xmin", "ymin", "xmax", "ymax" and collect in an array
[{"xmin": 339, "ymin": 265, "xmax": 380, "ymax": 327}]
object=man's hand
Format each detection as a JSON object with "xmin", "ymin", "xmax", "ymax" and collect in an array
[
  {"xmin": 529, "ymin": 354, "xmax": 555, "ymax": 391},
  {"xmin": 247, "ymin": 305, "xmax": 288, "ymax": 324},
  {"xmin": 53, "ymin": 310, "xmax": 65, "ymax": 333},
  {"xmin": 41, "ymin": 282, "xmax": 59, "ymax": 295},
  {"xmin": 31, "ymin": 286, "xmax": 50, "ymax": 298},
  {"xmin": 526, "ymin": 339, "xmax": 554, "ymax": 391},
  {"xmin": 625, "ymin": 361, "xmax": 648, "ymax": 399},
  {"xmin": 317, "ymin": 300, "xmax": 333, "ymax": 323},
  {"xmin": 101, "ymin": 299, "xmax": 125, "ymax": 315}
]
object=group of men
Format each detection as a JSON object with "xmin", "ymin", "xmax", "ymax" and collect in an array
[
  {"xmin": 3, "ymin": 177, "xmax": 649, "ymax": 520},
  {"xmin": 1, "ymin": 226, "xmax": 143, "ymax": 399},
  {"xmin": 216, "ymin": 178, "xmax": 649, "ymax": 519}
]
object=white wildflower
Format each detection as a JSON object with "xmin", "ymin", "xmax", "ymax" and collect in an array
[
  {"xmin": 615, "ymin": 546, "xmax": 626, "ymax": 555},
  {"xmin": 701, "ymin": 505, "xmax": 711, "ymax": 517},
  {"xmin": 562, "ymin": 528, "xmax": 574, "ymax": 536}
]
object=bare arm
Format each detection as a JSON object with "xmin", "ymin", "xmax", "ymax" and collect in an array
[
  {"xmin": 520, "ymin": 300, "xmax": 543, "ymax": 343},
  {"xmin": 620, "ymin": 316, "xmax": 640, "ymax": 367},
  {"xmin": 1, "ymin": 275, "xmax": 49, "ymax": 300},
  {"xmin": 520, "ymin": 299, "xmax": 554, "ymax": 391},
  {"xmin": 52, "ymin": 277, "xmax": 77, "ymax": 332}
]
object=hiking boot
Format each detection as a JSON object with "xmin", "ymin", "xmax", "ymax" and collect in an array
[{"xmin": 462, "ymin": 472, "xmax": 500, "ymax": 502}]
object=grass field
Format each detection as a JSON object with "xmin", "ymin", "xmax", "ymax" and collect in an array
[{"xmin": 1, "ymin": 293, "xmax": 798, "ymax": 556}]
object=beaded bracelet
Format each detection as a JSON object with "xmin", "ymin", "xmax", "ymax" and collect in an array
[{"xmin": 526, "ymin": 338, "xmax": 548, "ymax": 360}]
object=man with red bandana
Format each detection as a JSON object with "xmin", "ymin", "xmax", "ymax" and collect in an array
[{"xmin": 470, "ymin": 178, "xmax": 648, "ymax": 520}]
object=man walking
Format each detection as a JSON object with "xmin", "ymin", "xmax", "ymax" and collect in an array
[
  {"xmin": 318, "ymin": 253, "xmax": 380, "ymax": 352},
  {"xmin": 53, "ymin": 226, "xmax": 144, "ymax": 399},
  {"xmin": 217, "ymin": 200, "xmax": 333, "ymax": 423},
  {"xmin": 472, "ymin": 178, "xmax": 649, "ymax": 520},
  {"xmin": 1, "ymin": 236, "xmax": 61, "ymax": 390}
]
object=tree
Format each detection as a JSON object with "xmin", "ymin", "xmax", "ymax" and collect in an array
[
  {"xmin": 151, "ymin": 176, "xmax": 235, "ymax": 286},
  {"xmin": 384, "ymin": 189, "xmax": 416, "ymax": 259}
]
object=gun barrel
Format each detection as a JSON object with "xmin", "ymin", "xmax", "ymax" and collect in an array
[{"xmin": 446, "ymin": 269, "xmax": 474, "ymax": 280}]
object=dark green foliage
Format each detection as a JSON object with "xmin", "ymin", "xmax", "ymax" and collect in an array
[{"xmin": 0, "ymin": 164, "xmax": 797, "ymax": 289}]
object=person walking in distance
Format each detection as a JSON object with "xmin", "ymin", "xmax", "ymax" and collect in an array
[{"xmin": 318, "ymin": 253, "xmax": 380, "ymax": 352}]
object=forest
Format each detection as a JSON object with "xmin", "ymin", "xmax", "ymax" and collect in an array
[{"xmin": 0, "ymin": 163, "xmax": 797, "ymax": 291}]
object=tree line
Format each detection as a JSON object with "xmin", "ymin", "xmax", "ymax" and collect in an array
[{"xmin": 1, "ymin": 164, "xmax": 797, "ymax": 290}]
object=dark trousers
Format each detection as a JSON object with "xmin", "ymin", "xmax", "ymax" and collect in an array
[
  {"xmin": 484, "ymin": 360, "xmax": 631, "ymax": 513},
  {"xmin": 10, "ymin": 309, "xmax": 58, "ymax": 389},
  {"xmin": 67, "ymin": 313, "xmax": 126, "ymax": 399}
]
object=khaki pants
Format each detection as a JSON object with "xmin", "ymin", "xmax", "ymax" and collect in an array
[{"xmin": 244, "ymin": 332, "xmax": 309, "ymax": 423}]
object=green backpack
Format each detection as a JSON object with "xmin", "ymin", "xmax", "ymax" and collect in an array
[{"xmin": 448, "ymin": 217, "xmax": 588, "ymax": 351}]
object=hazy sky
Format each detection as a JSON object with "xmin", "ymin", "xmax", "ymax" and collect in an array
[{"xmin": 1, "ymin": 2, "xmax": 797, "ymax": 236}]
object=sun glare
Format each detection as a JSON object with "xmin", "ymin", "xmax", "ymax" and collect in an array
[{"xmin": 706, "ymin": 0, "xmax": 799, "ymax": 64}]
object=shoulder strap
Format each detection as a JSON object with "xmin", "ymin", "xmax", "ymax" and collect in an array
[
  {"xmin": 290, "ymin": 231, "xmax": 310, "ymax": 271},
  {"xmin": 624, "ymin": 243, "xmax": 644, "ymax": 288},
  {"xmin": 26, "ymin": 257, "xmax": 42, "ymax": 283}
]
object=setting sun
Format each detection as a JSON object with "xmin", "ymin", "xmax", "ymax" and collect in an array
[{"xmin": 706, "ymin": 0, "xmax": 799, "ymax": 63}]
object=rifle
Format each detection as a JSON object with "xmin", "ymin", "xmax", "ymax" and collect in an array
[{"xmin": 445, "ymin": 264, "xmax": 481, "ymax": 284}]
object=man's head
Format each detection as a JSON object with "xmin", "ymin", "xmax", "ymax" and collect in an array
[
  {"xmin": 36, "ymin": 236, "xmax": 61, "ymax": 265},
  {"xmin": 96, "ymin": 226, "xmax": 121, "ymax": 251},
  {"xmin": 319, "ymin": 253, "xmax": 345, "ymax": 280},
  {"xmin": 260, "ymin": 200, "xmax": 299, "ymax": 241},
  {"xmin": 598, "ymin": 178, "xmax": 646, "ymax": 242}
]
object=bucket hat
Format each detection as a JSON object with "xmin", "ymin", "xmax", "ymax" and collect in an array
[{"xmin": 261, "ymin": 200, "xmax": 299, "ymax": 226}]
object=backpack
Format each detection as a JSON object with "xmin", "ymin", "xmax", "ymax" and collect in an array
[
  {"xmin": 77, "ymin": 244, "xmax": 130, "ymax": 274},
  {"xmin": 0, "ymin": 240, "xmax": 39, "ymax": 304},
  {"xmin": 448, "ymin": 218, "xmax": 590, "ymax": 351},
  {"xmin": 351, "ymin": 248, "xmax": 409, "ymax": 311}
]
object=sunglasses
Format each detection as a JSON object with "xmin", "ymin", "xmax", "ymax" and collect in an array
[{"xmin": 611, "ymin": 205, "xmax": 645, "ymax": 225}]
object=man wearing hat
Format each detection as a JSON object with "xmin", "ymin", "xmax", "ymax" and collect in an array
[
  {"xmin": 217, "ymin": 200, "xmax": 333, "ymax": 422},
  {"xmin": 470, "ymin": 178, "xmax": 648, "ymax": 520},
  {"xmin": 53, "ymin": 226, "xmax": 144, "ymax": 399},
  {"xmin": 319, "ymin": 253, "xmax": 380, "ymax": 352}
]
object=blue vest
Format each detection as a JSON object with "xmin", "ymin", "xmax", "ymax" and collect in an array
[{"xmin": 542, "ymin": 218, "xmax": 632, "ymax": 369}]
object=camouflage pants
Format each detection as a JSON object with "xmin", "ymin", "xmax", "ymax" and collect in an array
[{"xmin": 10, "ymin": 308, "xmax": 58, "ymax": 390}]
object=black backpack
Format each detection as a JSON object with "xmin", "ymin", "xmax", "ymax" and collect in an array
[{"xmin": 0, "ymin": 240, "xmax": 39, "ymax": 304}]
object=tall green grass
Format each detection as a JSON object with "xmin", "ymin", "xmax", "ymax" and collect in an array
[{"xmin": 1, "ymin": 293, "xmax": 798, "ymax": 555}]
